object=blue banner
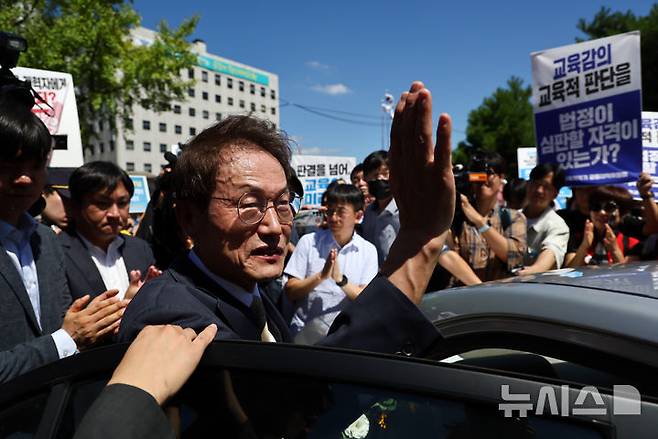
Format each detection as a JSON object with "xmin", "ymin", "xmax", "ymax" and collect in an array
[{"xmin": 535, "ymin": 90, "xmax": 642, "ymax": 185}]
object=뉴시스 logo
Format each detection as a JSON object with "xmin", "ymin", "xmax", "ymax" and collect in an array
[{"xmin": 499, "ymin": 384, "xmax": 641, "ymax": 417}]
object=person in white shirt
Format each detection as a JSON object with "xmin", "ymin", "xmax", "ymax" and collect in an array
[
  {"xmin": 284, "ymin": 184, "xmax": 378, "ymax": 343},
  {"xmin": 60, "ymin": 161, "xmax": 159, "ymax": 302},
  {"xmin": 517, "ymin": 163, "xmax": 569, "ymax": 275}
]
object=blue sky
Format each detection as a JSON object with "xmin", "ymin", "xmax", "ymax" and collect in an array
[{"xmin": 135, "ymin": 0, "xmax": 655, "ymax": 162}]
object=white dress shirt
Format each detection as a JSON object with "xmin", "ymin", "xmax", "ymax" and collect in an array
[
  {"xmin": 0, "ymin": 214, "xmax": 76, "ymax": 358},
  {"xmin": 79, "ymin": 234, "xmax": 130, "ymax": 299}
]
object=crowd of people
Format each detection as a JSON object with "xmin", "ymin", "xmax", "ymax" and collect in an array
[{"xmin": 2, "ymin": 76, "xmax": 658, "ymax": 436}]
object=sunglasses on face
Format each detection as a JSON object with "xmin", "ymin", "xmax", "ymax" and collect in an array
[{"xmin": 590, "ymin": 201, "xmax": 618, "ymax": 213}]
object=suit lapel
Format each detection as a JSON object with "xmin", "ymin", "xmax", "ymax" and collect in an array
[
  {"xmin": 121, "ymin": 237, "xmax": 139, "ymax": 276},
  {"xmin": 171, "ymin": 256, "xmax": 262, "ymax": 341},
  {"xmin": 62, "ymin": 231, "xmax": 106, "ymax": 294},
  {"xmin": 0, "ymin": 239, "xmax": 41, "ymax": 334}
]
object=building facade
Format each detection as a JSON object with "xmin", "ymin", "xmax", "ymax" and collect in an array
[{"xmin": 86, "ymin": 27, "xmax": 280, "ymax": 175}]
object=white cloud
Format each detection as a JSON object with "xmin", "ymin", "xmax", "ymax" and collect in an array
[
  {"xmin": 311, "ymin": 83, "xmax": 352, "ymax": 95},
  {"xmin": 305, "ymin": 60, "xmax": 330, "ymax": 70}
]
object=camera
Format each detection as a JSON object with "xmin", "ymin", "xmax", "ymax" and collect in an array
[
  {"xmin": 0, "ymin": 32, "xmax": 37, "ymax": 108},
  {"xmin": 452, "ymin": 153, "xmax": 494, "ymax": 235}
]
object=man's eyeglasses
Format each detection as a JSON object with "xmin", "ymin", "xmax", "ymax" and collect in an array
[
  {"xmin": 589, "ymin": 200, "xmax": 618, "ymax": 213},
  {"xmin": 213, "ymin": 191, "xmax": 301, "ymax": 225}
]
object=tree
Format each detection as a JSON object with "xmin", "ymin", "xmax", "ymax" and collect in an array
[
  {"xmin": 455, "ymin": 76, "xmax": 535, "ymax": 176},
  {"xmin": 577, "ymin": 5, "xmax": 658, "ymax": 111},
  {"xmin": 0, "ymin": 0, "xmax": 198, "ymax": 145}
]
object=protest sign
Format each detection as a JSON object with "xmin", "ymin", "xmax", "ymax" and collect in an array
[
  {"xmin": 531, "ymin": 31, "xmax": 642, "ymax": 186},
  {"xmin": 517, "ymin": 147, "xmax": 572, "ymax": 209},
  {"xmin": 291, "ymin": 155, "xmax": 357, "ymax": 206},
  {"xmin": 12, "ymin": 67, "xmax": 83, "ymax": 167},
  {"xmin": 129, "ymin": 175, "xmax": 151, "ymax": 213},
  {"xmin": 625, "ymin": 111, "xmax": 658, "ymax": 198}
]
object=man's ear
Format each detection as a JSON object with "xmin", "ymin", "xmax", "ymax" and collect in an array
[{"xmin": 355, "ymin": 209, "xmax": 364, "ymax": 222}]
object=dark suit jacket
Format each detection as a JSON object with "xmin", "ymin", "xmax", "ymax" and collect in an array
[
  {"xmin": 119, "ymin": 253, "xmax": 440, "ymax": 356},
  {"xmin": 59, "ymin": 230, "xmax": 155, "ymax": 300},
  {"xmin": 0, "ymin": 224, "xmax": 71, "ymax": 383},
  {"xmin": 73, "ymin": 384, "xmax": 175, "ymax": 439}
]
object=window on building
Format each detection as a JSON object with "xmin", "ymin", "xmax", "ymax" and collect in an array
[
  {"xmin": 126, "ymin": 118, "xmax": 133, "ymax": 129},
  {"xmin": 239, "ymin": 81, "xmax": 244, "ymax": 92},
  {"xmin": 215, "ymin": 74, "xmax": 221, "ymax": 86},
  {"xmin": 239, "ymin": 100, "xmax": 245, "ymax": 109},
  {"xmin": 215, "ymin": 112, "xmax": 222, "ymax": 121},
  {"xmin": 189, "ymin": 107, "xmax": 196, "ymax": 117},
  {"xmin": 250, "ymin": 102, "xmax": 255, "ymax": 112},
  {"xmin": 202, "ymin": 110, "xmax": 209, "ymax": 119},
  {"xmin": 202, "ymin": 91, "xmax": 208, "ymax": 101},
  {"xmin": 143, "ymin": 120, "xmax": 151, "ymax": 130},
  {"xmin": 98, "ymin": 120, "xmax": 104, "ymax": 131},
  {"xmin": 249, "ymin": 84, "xmax": 255, "ymax": 95},
  {"xmin": 188, "ymin": 68, "xmax": 194, "ymax": 79},
  {"xmin": 99, "ymin": 142, "xmax": 104, "ymax": 154},
  {"xmin": 143, "ymin": 141, "xmax": 151, "ymax": 152},
  {"xmin": 201, "ymin": 70, "xmax": 208, "ymax": 82},
  {"xmin": 126, "ymin": 140, "xmax": 134, "ymax": 150},
  {"xmin": 126, "ymin": 162, "xmax": 135, "ymax": 172},
  {"xmin": 160, "ymin": 143, "xmax": 167, "ymax": 153},
  {"xmin": 188, "ymin": 88, "xmax": 195, "ymax": 98},
  {"xmin": 228, "ymin": 97, "xmax": 234, "ymax": 106},
  {"xmin": 227, "ymin": 78, "xmax": 233, "ymax": 89},
  {"xmin": 110, "ymin": 140, "xmax": 115, "ymax": 151},
  {"xmin": 271, "ymin": 107, "xmax": 276, "ymax": 115},
  {"xmin": 144, "ymin": 163, "xmax": 153, "ymax": 173},
  {"xmin": 175, "ymin": 125, "xmax": 182, "ymax": 134},
  {"xmin": 270, "ymin": 89, "xmax": 276, "ymax": 99},
  {"xmin": 215, "ymin": 94, "xmax": 221, "ymax": 103},
  {"xmin": 189, "ymin": 127, "xmax": 196, "ymax": 136},
  {"xmin": 260, "ymin": 104, "xmax": 266, "ymax": 113},
  {"xmin": 159, "ymin": 122, "xmax": 167, "ymax": 132},
  {"xmin": 260, "ymin": 87, "xmax": 266, "ymax": 97},
  {"xmin": 173, "ymin": 105, "xmax": 181, "ymax": 114},
  {"xmin": 273, "ymin": 123, "xmax": 277, "ymax": 129}
]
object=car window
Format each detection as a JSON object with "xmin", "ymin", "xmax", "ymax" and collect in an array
[
  {"xmin": 55, "ymin": 377, "xmax": 109, "ymax": 438},
  {"xmin": 0, "ymin": 391, "xmax": 49, "ymax": 438},
  {"xmin": 159, "ymin": 366, "xmax": 607, "ymax": 438}
]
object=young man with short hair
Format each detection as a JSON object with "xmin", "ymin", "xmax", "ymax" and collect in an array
[
  {"xmin": 59, "ymin": 161, "xmax": 158, "ymax": 301},
  {"xmin": 284, "ymin": 184, "xmax": 378, "ymax": 343},
  {"xmin": 517, "ymin": 163, "xmax": 570, "ymax": 275}
]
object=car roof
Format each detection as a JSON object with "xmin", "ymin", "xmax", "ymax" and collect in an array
[{"xmin": 421, "ymin": 261, "xmax": 658, "ymax": 346}]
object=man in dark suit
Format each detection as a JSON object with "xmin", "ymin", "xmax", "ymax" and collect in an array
[
  {"xmin": 60, "ymin": 161, "xmax": 157, "ymax": 301},
  {"xmin": 0, "ymin": 88, "xmax": 128, "ymax": 383},
  {"xmin": 119, "ymin": 81, "xmax": 455, "ymax": 357}
]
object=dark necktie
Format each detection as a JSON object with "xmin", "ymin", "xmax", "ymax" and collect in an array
[{"xmin": 249, "ymin": 296, "xmax": 267, "ymax": 333}]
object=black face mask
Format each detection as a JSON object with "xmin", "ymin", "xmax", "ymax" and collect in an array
[{"xmin": 368, "ymin": 179, "xmax": 391, "ymax": 200}]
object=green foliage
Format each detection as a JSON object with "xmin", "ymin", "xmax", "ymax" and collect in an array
[
  {"xmin": 456, "ymin": 76, "xmax": 535, "ymax": 176},
  {"xmin": 0, "ymin": 0, "xmax": 198, "ymax": 145},
  {"xmin": 578, "ymin": 5, "xmax": 658, "ymax": 111}
]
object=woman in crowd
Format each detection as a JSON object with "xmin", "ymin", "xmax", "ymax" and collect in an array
[{"xmin": 565, "ymin": 186, "xmax": 639, "ymax": 267}]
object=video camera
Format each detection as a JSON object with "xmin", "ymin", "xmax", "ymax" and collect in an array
[
  {"xmin": 452, "ymin": 153, "xmax": 495, "ymax": 235},
  {"xmin": 0, "ymin": 32, "xmax": 42, "ymax": 109}
]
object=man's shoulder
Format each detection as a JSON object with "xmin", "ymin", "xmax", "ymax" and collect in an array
[
  {"xmin": 351, "ymin": 232, "xmax": 377, "ymax": 253},
  {"xmin": 540, "ymin": 208, "xmax": 569, "ymax": 231},
  {"xmin": 123, "ymin": 234, "xmax": 152, "ymax": 252}
]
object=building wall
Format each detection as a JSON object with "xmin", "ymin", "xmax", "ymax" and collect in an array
[{"xmin": 86, "ymin": 27, "xmax": 280, "ymax": 176}]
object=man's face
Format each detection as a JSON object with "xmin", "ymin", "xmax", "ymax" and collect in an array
[
  {"xmin": 351, "ymin": 170, "xmax": 369, "ymax": 197},
  {"xmin": 73, "ymin": 182, "xmax": 130, "ymax": 245},
  {"xmin": 365, "ymin": 164, "xmax": 390, "ymax": 182},
  {"xmin": 0, "ymin": 158, "xmax": 47, "ymax": 223},
  {"xmin": 527, "ymin": 173, "xmax": 557, "ymax": 212},
  {"xmin": 325, "ymin": 201, "xmax": 362, "ymax": 237},
  {"xmin": 184, "ymin": 146, "xmax": 291, "ymax": 290}
]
